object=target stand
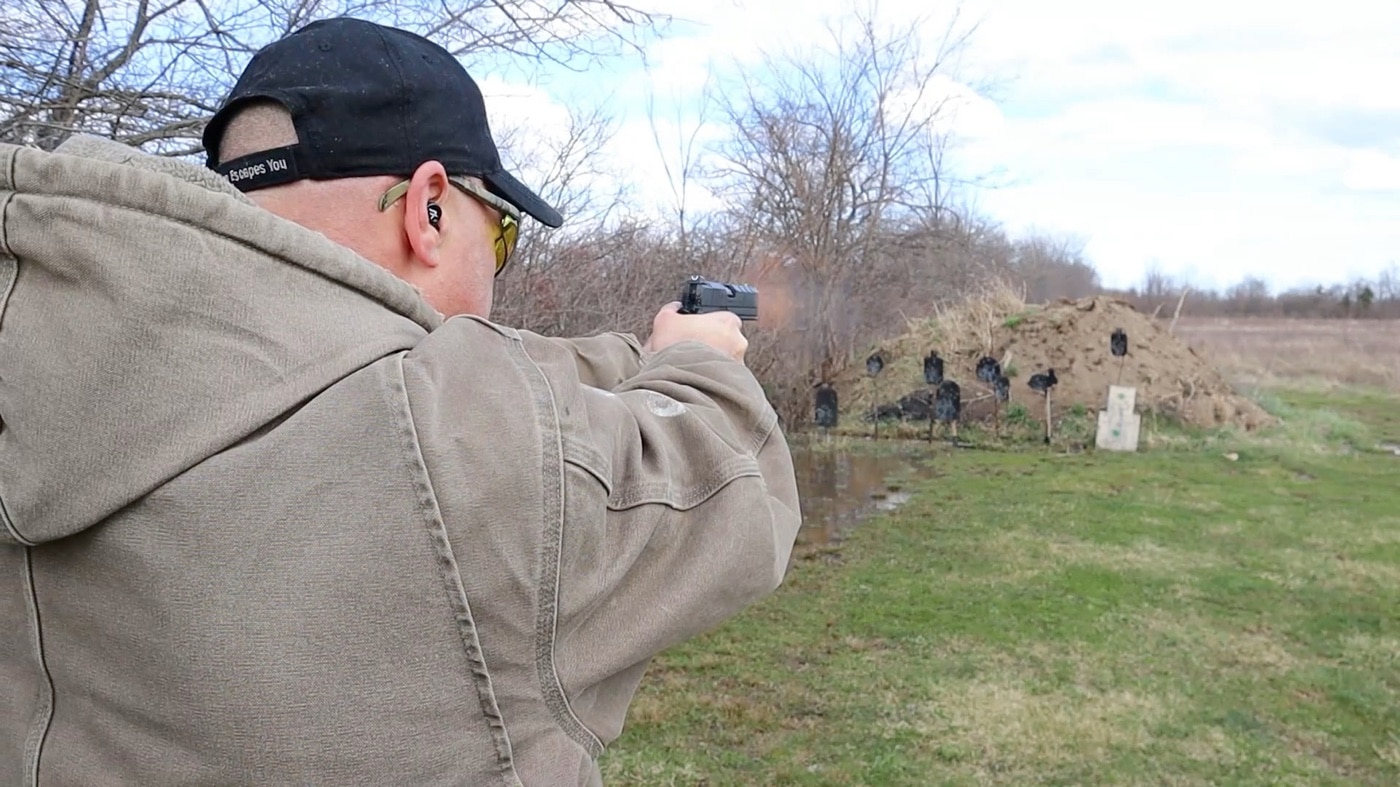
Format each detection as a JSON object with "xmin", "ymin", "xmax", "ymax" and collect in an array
[{"xmin": 1096, "ymin": 385, "xmax": 1141, "ymax": 452}]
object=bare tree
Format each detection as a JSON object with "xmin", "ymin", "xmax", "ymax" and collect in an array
[
  {"xmin": 1130, "ymin": 260, "xmax": 1186, "ymax": 316},
  {"xmin": 501, "ymin": 99, "xmax": 630, "ymax": 253},
  {"xmin": 490, "ymin": 99, "xmax": 637, "ymax": 330},
  {"xmin": 1, "ymin": 0, "xmax": 667, "ymax": 154},
  {"xmin": 1011, "ymin": 232, "xmax": 1099, "ymax": 302},
  {"xmin": 1225, "ymin": 276, "xmax": 1270, "ymax": 316},
  {"xmin": 706, "ymin": 1, "xmax": 978, "ymax": 388},
  {"xmin": 643, "ymin": 63, "xmax": 715, "ymax": 260},
  {"xmin": 1377, "ymin": 263, "xmax": 1399, "ymax": 303}
]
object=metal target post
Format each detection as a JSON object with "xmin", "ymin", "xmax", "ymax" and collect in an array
[
  {"xmin": 993, "ymin": 375, "xmax": 1010, "ymax": 438},
  {"xmin": 866, "ymin": 352, "xmax": 884, "ymax": 440},
  {"xmin": 976, "ymin": 356, "xmax": 1002, "ymax": 441},
  {"xmin": 923, "ymin": 351, "xmax": 942, "ymax": 443},
  {"xmin": 935, "ymin": 381, "xmax": 961, "ymax": 443},
  {"xmin": 1029, "ymin": 369, "xmax": 1058, "ymax": 445},
  {"xmin": 814, "ymin": 383, "xmax": 838, "ymax": 442}
]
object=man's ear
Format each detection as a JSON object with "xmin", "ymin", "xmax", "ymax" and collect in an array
[{"xmin": 402, "ymin": 160, "xmax": 451, "ymax": 269}]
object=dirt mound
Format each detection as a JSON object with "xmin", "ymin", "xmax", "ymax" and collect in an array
[{"xmin": 837, "ymin": 294, "xmax": 1276, "ymax": 432}]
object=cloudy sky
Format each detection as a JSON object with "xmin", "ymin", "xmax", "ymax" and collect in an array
[{"xmin": 478, "ymin": 0, "xmax": 1400, "ymax": 294}]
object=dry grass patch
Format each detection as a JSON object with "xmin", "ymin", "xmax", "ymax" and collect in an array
[
  {"xmin": 1273, "ymin": 547, "xmax": 1400, "ymax": 592},
  {"xmin": 1178, "ymin": 726, "xmax": 1241, "ymax": 766},
  {"xmin": 841, "ymin": 278, "xmax": 1028, "ymax": 418},
  {"xmin": 1043, "ymin": 536, "xmax": 1221, "ymax": 575},
  {"xmin": 942, "ymin": 529, "xmax": 1054, "ymax": 585},
  {"xmin": 1176, "ymin": 317, "xmax": 1400, "ymax": 390},
  {"xmin": 1375, "ymin": 733, "xmax": 1400, "ymax": 769},
  {"xmin": 1257, "ymin": 570, "xmax": 1313, "ymax": 591},
  {"xmin": 941, "ymin": 529, "xmax": 1220, "ymax": 590},
  {"xmin": 1339, "ymin": 633, "xmax": 1400, "ymax": 668},
  {"xmin": 883, "ymin": 680, "xmax": 1176, "ymax": 771},
  {"xmin": 1135, "ymin": 610, "xmax": 1300, "ymax": 675}
]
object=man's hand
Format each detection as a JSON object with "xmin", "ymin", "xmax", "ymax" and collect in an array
[{"xmin": 643, "ymin": 302, "xmax": 748, "ymax": 362}]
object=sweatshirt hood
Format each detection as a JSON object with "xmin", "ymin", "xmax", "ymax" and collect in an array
[{"xmin": 0, "ymin": 136, "xmax": 444, "ymax": 545}]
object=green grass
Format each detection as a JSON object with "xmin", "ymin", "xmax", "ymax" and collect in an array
[
  {"xmin": 1260, "ymin": 386, "xmax": 1400, "ymax": 445},
  {"xmin": 1003, "ymin": 312, "xmax": 1032, "ymax": 330},
  {"xmin": 599, "ymin": 387, "xmax": 1400, "ymax": 786}
]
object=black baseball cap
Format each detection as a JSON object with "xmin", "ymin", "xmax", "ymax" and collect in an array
[{"xmin": 202, "ymin": 17, "xmax": 563, "ymax": 228}]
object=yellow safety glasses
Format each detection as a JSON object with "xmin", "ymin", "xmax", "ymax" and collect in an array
[{"xmin": 378, "ymin": 176, "xmax": 521, "ymax": 276}]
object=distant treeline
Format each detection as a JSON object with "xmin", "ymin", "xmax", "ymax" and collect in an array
[{"xmin": 1107, "ymin": 267, "xmax": 1400, "ymax": 320}]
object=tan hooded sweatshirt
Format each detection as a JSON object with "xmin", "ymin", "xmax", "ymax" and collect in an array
[{"xmin": 0, "ymin": 137, "xmax": 801, "ymax": 786}]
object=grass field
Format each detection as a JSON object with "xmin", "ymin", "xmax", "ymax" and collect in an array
[
  {"xmin": 597, "ymin": 385, "xmax": 1400, "ymax": 785},
  {"xmin": 1174, "ymin": 317, "xmax": 1400, "ymax": 391}
]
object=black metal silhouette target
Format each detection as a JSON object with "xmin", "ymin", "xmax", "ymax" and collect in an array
[
  {"xmin": 866, "ymin": 352, "xmax": 885, "ymax": 377},
  {"xmin": 1111, "ymin": 328, "xmax": 1129, "ymax": 384},
  {"xmin": 814, "ymin": 383, "xmax": 838, "ymax": 429},
  {"xmin": 1111, "ymin": 328, "xmax": 1128, "ymax": 357},
  {"xmin": 1028, "ymin": 368, "xmax": 1058, "ymax": 394},
  {"xmin": 923, "ymin": 351, "xmax": 943, "ymax": 386},
  {"xmin": 975, "ymin": 356, "xmax": 1001, "ymax": 386},
  {"xmin": 934, "ymin": 380, "xmax": 961, "ymax": 423}
]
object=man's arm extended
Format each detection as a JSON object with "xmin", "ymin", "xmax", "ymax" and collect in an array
[
  {"xmin": 401, "ymin": 307, "xmax": 798, "ymax": 753},
  {"xmin": 518, "ymin": 328, "xmax": 801, "ymax": 747}
]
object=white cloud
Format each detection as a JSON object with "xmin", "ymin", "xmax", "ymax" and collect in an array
[
  {"xmin": 472, "ymin": 0, "xmax": 1400, "ymax": 291},
  {"xmin": 889, "ymin": 73, "xmax": 1006, "ymax": 141},
  {"xmin": 477, "ymin": 76, "xmax": 572, "ymax": 169},
  {"xmin": 479, "ymin": 72, "xmax": 730, "ymax": 224},
  {"xmin": 603, "ymin": 112, "xmax": 728, "ymax": 217},
  {"xmin": 937, "ymin": 0, "xmax": 1400, "ymax": 290},
  {"xmin": 637, "ymin": 34, "xmax": 727, "ymax": 96},
  {"xmin": 1228, "ymin": 138, "xmax": 1344, "ymax": 181},
  {"xmin": 961, "ymin": 0, "xmax": 1400, "ymax": 117},
  {"xmin": 1342, "ymin": 150, "xmax": 1400, "ymax": 192},
  {"xmin": 977, "ymin": 178, "xmax": 1400, "ymax": 292}
]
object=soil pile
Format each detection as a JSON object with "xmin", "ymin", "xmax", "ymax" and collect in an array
[{"xmin": 837, "ymin": 294, "xmax": 1275, "ymax": 431}]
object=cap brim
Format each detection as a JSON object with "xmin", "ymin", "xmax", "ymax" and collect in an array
[{"xmin": 482, "ymin": 169, "xmax": 563, "ymax": 229}]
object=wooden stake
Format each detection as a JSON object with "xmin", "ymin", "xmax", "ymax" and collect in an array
[
  {"xmin": 871, "ymin": 377, "xmax": 879, "ymax": 440},
  {"xmin": 1169, "ymin": 288, "xmax": 1190, "ymax": 334}
]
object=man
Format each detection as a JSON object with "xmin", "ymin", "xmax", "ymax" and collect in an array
[{"xmin": 0, "ymin": 17, "xmax": 801, "ymax": 786}]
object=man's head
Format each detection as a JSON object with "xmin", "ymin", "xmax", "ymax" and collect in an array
[{"xmin": 201, "ymin": 18, "xmax": 562, "ymax": 317}]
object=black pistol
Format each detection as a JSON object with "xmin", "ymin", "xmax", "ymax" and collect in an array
[{"xmin": 677, "ymin": 275, "xmax": 759, "ymax": 322}]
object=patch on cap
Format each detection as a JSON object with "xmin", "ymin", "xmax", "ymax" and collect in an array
[{"xmin": 215, "ymin": 145, "xmax": 303, "ymax": 192}]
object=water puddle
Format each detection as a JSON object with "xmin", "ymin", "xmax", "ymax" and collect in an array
[{"xmin": 790, "ymin": 447, "xmax": 936, "ymax": 555}]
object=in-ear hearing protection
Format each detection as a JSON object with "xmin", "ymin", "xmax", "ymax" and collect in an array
[{"xmin": 427, "ymin": 201, "xmax": 442, "ymax": 229}]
